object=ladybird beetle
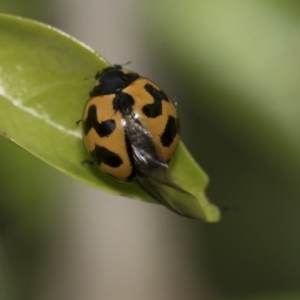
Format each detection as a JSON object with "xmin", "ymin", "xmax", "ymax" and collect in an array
[{"xmin": 82, "ymin": 64, "xmax": 197, "ymax": 218}]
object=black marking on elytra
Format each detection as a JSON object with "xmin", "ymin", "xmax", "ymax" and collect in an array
[
  {"xmin": 97, "ymin": 119, "xmax": 116, "ymax": 137},
  {"xmin": 90, "ymin": 67, "xmax": 140, "ymax": 97},
  {"xmin": 112, "ymin": 92, "xmax": 135, "ymax": 115},
  {"xmin": 91, "ymin": 145, "xmax": 123, "ymax": 167},
  {"xmin": 83, "ymin": 105, "xmax": 97, "ymax": 135},
  {"xmin": 83, "ymin": 105, "xmax": 116, "ymax": 137},
  {"xmin": 160, "ymin": 116, "xmax": 178, "ymax": 147},
  {"xmin": 124, "ymin": 130, "xmax": 136, "ymax": 181},
  {"xmin": 142, "ymin": 83, "xmax": 169, "ymax": 118}
]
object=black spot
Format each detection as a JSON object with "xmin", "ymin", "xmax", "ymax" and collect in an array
[
  {"xmin": 96, "ymin": 119, "xmax": 116, "ymax": 137},
  {"xmin": 90, "ymin": 68, "xmax": 140, "ymax": 97},
  {"xmin": 112, "ymin": 92, "xmax": 135, "ymax": 115},
  {"xmin": 91, "ymin": 145, "xmax": 123, "ymax": 167},
  {"xmin": 160, "ymin": 116, "xmax": 178, "ymax": 147},
  {"xmin": 83, "ymin": 105, "xmax": 97, "ymax": 135},
  {"xmin": 124, "ymin": 128, "xmax": 136, "ymax": 181},
  {"xmin": 142, "ymin": 83, "xmax": 169, "ymax": 118},
  {"xmin": 83, "ymin": 105, "xmax": 116, "ymax": 137}
]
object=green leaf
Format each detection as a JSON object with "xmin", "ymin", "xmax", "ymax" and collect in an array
[{"xmin": 0, "ymin": 13, "xmax": 220, "ymax": 222}]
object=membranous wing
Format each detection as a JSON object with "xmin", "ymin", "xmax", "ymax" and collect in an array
[{"xmin": 124, "ymin": 113, "xmax": 201, "ymax": 219}]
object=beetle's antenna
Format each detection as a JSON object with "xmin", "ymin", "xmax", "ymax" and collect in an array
[{"xmin": 120, "ymin": 60, "xmax": 132, "ymax": 67}]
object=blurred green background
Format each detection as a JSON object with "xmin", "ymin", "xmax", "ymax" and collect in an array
[{"xmin": 1, "ymin": 1, "xmax": 300, "ymax": 300}]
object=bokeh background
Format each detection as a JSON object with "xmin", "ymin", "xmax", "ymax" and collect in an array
[{"xmin": 1, "ymin": 1, "xmax": 300, "ymax": 300}]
